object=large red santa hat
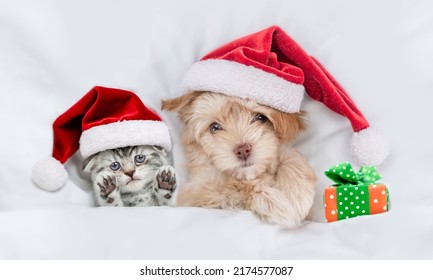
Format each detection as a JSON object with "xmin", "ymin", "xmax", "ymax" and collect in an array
[
  {"xmin": 182, "ymin": 25, "xmax": 389, "ymax": 166},
  {"xmin": 32, "ymin": 86, "xmax": 172, "ymax": 191}
]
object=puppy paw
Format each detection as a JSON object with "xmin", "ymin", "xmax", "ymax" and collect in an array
[
  {"xmin": 154, "ymin": 165, "xmax": 177, "ymax": 205},
  {"xmin": 249, "ymin": 186, "xmax": 302, "ymax": 228}
]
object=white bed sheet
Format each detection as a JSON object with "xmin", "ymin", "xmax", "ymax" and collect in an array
[{"xmin": 1, "ymin": 0, "xmax": 432, "ymax": 259}]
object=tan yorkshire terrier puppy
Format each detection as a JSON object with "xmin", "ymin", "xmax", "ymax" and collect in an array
[{"xmin": 162, "ymin": 91, "xmax": 316, "ymax": 228}]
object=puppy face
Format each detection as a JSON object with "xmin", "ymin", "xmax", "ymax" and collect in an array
[{"xmin": 162, "ymin": 92, "xmax": 305, "ymax": 180}]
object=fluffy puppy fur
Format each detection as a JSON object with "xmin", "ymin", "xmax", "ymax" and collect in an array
[{"xmin": 162, "ymin": 92, "xmax": 316, "ymax": 228}]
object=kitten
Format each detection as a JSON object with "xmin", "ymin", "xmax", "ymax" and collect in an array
[{"xmin": 83, "ymin": 145, "xmax": 177, "ymax": 207}]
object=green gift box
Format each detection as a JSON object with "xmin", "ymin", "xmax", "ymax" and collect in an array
[{"xmin": 323, "ymin": 162, "xmax": 390, "ymax": 222}]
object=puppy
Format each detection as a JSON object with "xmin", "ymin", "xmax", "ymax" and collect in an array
[{"xmin": 162, "ymin": 91, "xmax": 316, "ymax": 228}]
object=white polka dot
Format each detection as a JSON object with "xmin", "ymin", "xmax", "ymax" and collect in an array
[
  {"xmin": 361, "ymin": 201, "xmax": 365, "ymax": 204},
  {"xmin": 344, "ymin": 197, "xmax": 348, "ymax": 200},
  {"xmin": 333, "ymin": 169, "xmax": 336, "ymax": 172},
  {"xmin": 350, "ymin": 169, "xmax": 353, "ymax": 172},
  {"xmin": 362, "ymin": 210, "xmax": 366, "ymax": 213},
  {"xmin": 382, "ymin": 191, "xmax": 386, "ymax": 195},
  {"xmin": 331, "ymin": 210, "xmax": 336, "ymax": 215},
  {"xmin": 351, "ymin": 211, "xmax": 354, "ymax": 214},
  {"xmin": 339, "ymin": 172, "xmax": 343, "ymax": 175},
  {"xmin": 344, "ymin": 188, "xmax": 347, "ymax": 191},
  {"xmin": 355, "ymin": 187, "xmax": 358, "ymax": 190},
  {"xmin": 350, "ymin": 192, "xmax": 353, "ymax": 195},
  {"xmin": 340, "ymin": 211, "xmax": 343, "ymax": 215},
  {"xmin": 324, "ymin": 203, "xmax": 327, "ymax": 207},
  {"xmin": 361, "ymin": 191, "xmax": 364, "ymax": 195},
  {"xmin": 374, "ymin": 199, "xmax": 378, "ymax": 203},
  {"xmin": 345, "ymin": 206, "xmax": 349, "ymax": 210},
  {"xmin": 339, "ymin": 202, "xmax": 343, "ymax": 205},
  {"xmin": 346, "ymin": 216, "xmax": 349, "ymax": 219},
  {"xmin": 346, "ymin": 174, "xmax": 350, "ymax": 177},
  {"xmin": 355, "ymin": 196, "xmax": 359, "ymax": 200},
  {"xmin": 350, "ymin": 202, "xmax": 354, "ymax": 205},
  {"xmin": 372, "ymin": 184, "xmax": 377, "ymax": 188},
  {"xmin": 383, "ymin": 206, "xmax": 387, "ymax": 210},
  {"xmin": 339, "ymin": 192, "xmax": 342, "ymax": 196},
  {"xmin": 356, "ymin": 206, "xmax": 360, "ymax": 209},
  {"xmin": 330, "ymin": 195, "xmax": 334, "ymax": 199}
]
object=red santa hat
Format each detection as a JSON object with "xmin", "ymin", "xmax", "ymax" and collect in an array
[
  {"xmin": 32, "ymin": 86, "xmax": 172, "ymax": 191},
  {"xmin": 182, "ymin": 25, "xmax": 389, "ymax": 166}
]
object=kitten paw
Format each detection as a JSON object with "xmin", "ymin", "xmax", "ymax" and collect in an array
[
  {"xmin": 97, "ymin": 175, "xmax": 117, "ymax": 196},
  {"xmin": 156, "ymin": 166, "xmax": 177, "ymax": 193},
  {"xmin": 154, "ymin": 166, "xmax": 177, "ymax": 205},
  {"xmin": 95, "ymin": 173, "xmax": 121, "ymax": 205}
]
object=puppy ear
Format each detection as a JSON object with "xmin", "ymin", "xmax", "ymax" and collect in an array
[
  {"xmin": 268, "ymin": 110, "xmax": 306, "ymax": 143},
  {"xmin": 161, "ymin": 91, "xmax": 200, "ymax": 112}
]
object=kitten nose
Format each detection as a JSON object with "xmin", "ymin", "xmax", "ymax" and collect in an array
[
  {"xmin": 234, "ymin": 143, "xmax": 252, "ymax": 160},
  {"xmin": 124, "ymin": 170, "xmax": 135, "ymax": 178}
]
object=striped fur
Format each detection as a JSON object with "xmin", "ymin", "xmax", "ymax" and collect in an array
[{"xmin": 83, "ymin": 145, "xmax": 177, "ymax": 207}]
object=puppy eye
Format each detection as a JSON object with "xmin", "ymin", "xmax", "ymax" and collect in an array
[
  {"xmin": 110, "ymin": 162, "xmax": 121, "ymax": 171},
  {"xmin": 134, "ymin": 154, "xmax": 146, "ymax": 164},
  {"xmin": 252, "ymin": 113, "xmax": 268, "ymax": 123},
  {"xmin": 210, "ymin": 122, "xmax": 223, "ymax": 133}
]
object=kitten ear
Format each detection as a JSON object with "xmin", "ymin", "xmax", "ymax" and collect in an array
[
  {"xmin": 268, "ymin": 110, "xmax": 306, "ymax": 143},
  {"xmin": 82, "ymin": 154, "xmax": 98, "ymax": 173},
  {"xmin": 161, "ymin": 91, "xmax": 200, "ymax": 112},
  {"xmin": 152, "ymin": 145, "xmax": 166, "ymax": 153}
]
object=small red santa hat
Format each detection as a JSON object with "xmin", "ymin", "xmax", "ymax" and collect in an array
[
  {"xmin": 182, "ymin": 25, "xmax": 389, "ymax": 166},
  {"xmin": 32, "ymin": 86, "xmax": 172, "ymax": 191}
]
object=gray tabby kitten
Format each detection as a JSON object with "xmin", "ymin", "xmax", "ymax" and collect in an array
[{"xmin": 83, "ymin": 145, "xmax": 176, "ymax": 207}]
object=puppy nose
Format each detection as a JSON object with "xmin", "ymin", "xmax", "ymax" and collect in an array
[
  {"xmin": 124, "ymin": 170, "xmax": 135, "ymax": 178},
  {"xmin": 234, "ymin": 143, "xmax": 252, "ymax": 160}
]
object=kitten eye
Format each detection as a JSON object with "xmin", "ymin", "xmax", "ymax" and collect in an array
[
  {"xmin": 110, "ymin": 162, "xmax": 121, "ymax": 171},
  {"xmin": 252, "ymin": 113, "xmax": 268, "ymax": 123},
  {"xmin": 134, "ymin": 154, "xmax": 146, "ymax": 164},
  {"xmin": 210, "ymin": 122, "xmax": 223, "ymax": 133}
]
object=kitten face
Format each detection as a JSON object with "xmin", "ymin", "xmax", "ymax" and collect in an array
[{"xmin": 83, "ymin": 145, "xmax": 169, "ymax": 192}]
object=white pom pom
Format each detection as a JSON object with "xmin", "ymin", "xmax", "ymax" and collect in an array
[
  {"xmin": 32, "ymin": 157, "xmax": 68, "ymax": 191},
  {"xmin": 350, "ymin": 127, "xmax": 390, "ymax": 166}
]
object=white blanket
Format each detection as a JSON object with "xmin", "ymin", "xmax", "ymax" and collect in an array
[{"xmin": 1, "ymin": 0, "xmax": 432, "ymax": 259}]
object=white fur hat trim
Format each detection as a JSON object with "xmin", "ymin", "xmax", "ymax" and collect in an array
[
  {"xmin": 32, "ymin": 157, "xmax": 68, "ymax": 191},
  {"xmin": 79, "ymin": 120, "xmax": 172, "ymax": 159},
  {"xmin": 182, "ymin": 59, "xmax": 305, "ymax": 113},
  {"xmin": 350, "ymin": 127, "xmax": 390, "ymax": 166}
]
